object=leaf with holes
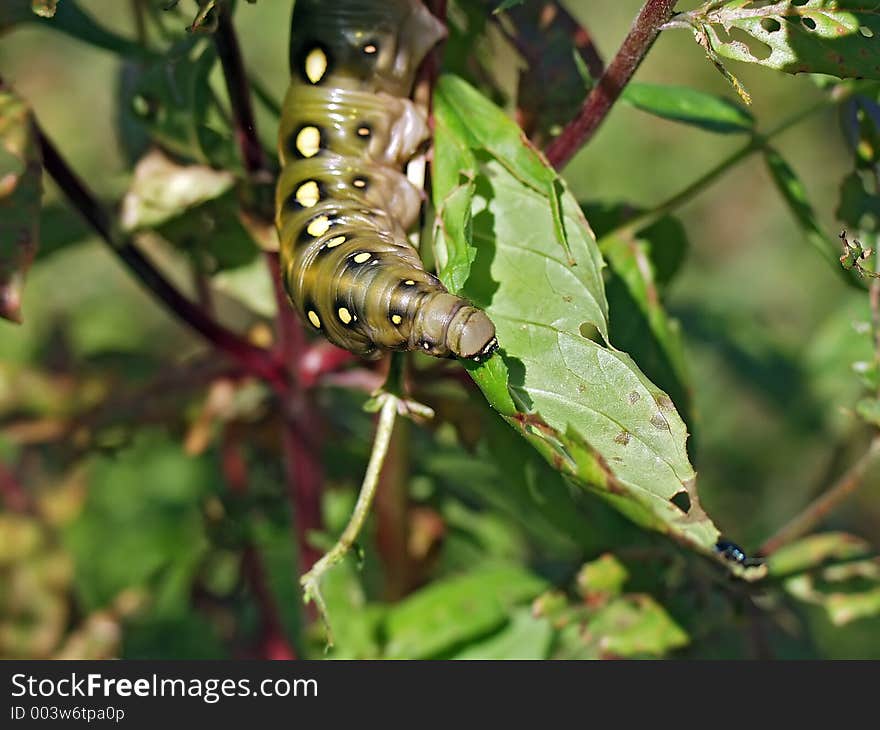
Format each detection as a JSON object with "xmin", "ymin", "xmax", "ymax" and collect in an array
[
  {"xmin": 690, "ymin": 1, "xmax": 880, "ymax": 80},
  {"xmin": 0, "ymin": 83, "xmax": 41, "ymax": 323},
  {"xmin": 433, "ymin": 75, "xmax": 737, "ymax": 568}
]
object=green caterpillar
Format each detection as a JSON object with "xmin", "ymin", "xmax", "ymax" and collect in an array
[{"xmin": 275, "ymin": 0, "xmax": 497, "ymax": 361}]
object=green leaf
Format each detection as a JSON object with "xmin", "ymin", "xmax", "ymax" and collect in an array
[
  {"xmin": 768, "ymin": 532, "xmax": 880, "ymax": 626},
  {"xmin": 583, "ymin": 595, "xmax": 689, "ymax": 657},
  {"xmin": 382, "ymin": 565, "xmax": 547, "ymax": 659},
  {"xmin": 62, "ymin": 430, "xmax": 211, "ymax": 612},
  {"xmin": 576, "ymin": 553, "xmax": 629, "ymax": 600},
  {"xmin": 451, "ymin": 608, "xmax": 553, "ymax": 659},
  {"xmin": 120, "ymin": 149, "xmax": 256, "ymax": 271},
  {"xmin": 121, "ymin": 149, "xmax": 235, "ymax": 232},
  {"xmin": 213, "ymin": 255, "xmax": 277, "ymax": 317},
  {"xmin": 2, "ymin": 0, "xmax": 150, "ymax": 59},
  {"xmin": 597, "ymin": 221, "xmax": 694, "ymax": 424},
  {"xmin": 494, "ymin": 0, "xmax": 527, "ymax": 13},
  {"xmin": 764, "ymin": 147, "xmax": 843, "ymax": 273},
  {"xmin": 0, "ymin": 83, "xmax": 42, "ymax": 324},
  {"xmin": 691, "ymin": 1, "xmax": 880, "ymax": 80},
  {"xmin": 129, "ymin": 41, "xmax": 238, "ymax": 168},
  {"xmin": 621, "ymin": 82, "xmax": 754, "ymax": 134},
  {"xmin": 767, "ymin": 531, "xmax": 873, "ymax": 577},
  {"xmin": 856, "ymin": 397, "xmax": 880, "ymax": 426},
  {"xmin": 433, "ymin": 74, "xmax": 724, "ymax": 561},
  {"xmin": 837, "ymin": 170, "xmax": 880, "ymax": 234}
]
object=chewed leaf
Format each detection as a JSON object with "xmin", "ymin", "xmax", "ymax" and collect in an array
[
  {"xmin": 689, "ymin": 1, "xmax": 880, "ymax": 80},
  {"xmin": 433, "ymin": 75, "xmax": 726, "ymax": 564},
  {"xmin": 0, "ymin": 83, "xmax": 42, "ymax": 323}
]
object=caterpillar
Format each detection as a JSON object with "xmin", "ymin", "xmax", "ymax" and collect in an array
[{"xmin": 275, "ymin": 0, "xmax": 497, "ymax": 362}]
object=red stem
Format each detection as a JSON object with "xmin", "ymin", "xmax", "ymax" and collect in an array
[
  {"xmin": 36, "ymin": 127, "xmax": 288, "ymax": 392},
  {"xmin": 544, "ymin": 0, "xmax": 678, "ymax": 169},
  {"xmin": 280, "ymin": 416, "xmax": 324, "ymax": 571},
  {"xmin": 214, "ymin": 5, "xmax": 271, "ymax": 178},
  {"xmin": 212, "ymin": 5, "xmax": 326, "ymax": 576},
  {"xmin": 0, "ymin": 460, "xmax": 30, "ymax": 513},
  {"xmin": 221, "ymin": 428, "xmax": 297, "ymax": 659}
]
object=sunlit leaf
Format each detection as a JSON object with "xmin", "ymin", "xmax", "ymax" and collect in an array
[
  {"xmin": 433, "ymin": 75, "xmax": 727, "ymax": 563},
  {"xmin": 767, "ymin": 531, "xmax": 873, "ymax": 577},
  {"xmin": 689, "ymin": 1, "xmax": 880, "ymax": 80},
  {"xmin": 622, "ymin": 82, "xmax": 754, "ymax": 134}
]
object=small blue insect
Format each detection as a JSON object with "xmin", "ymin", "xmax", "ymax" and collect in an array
[{"xmin": 715, "ymin": 539, "xmax": 763, "ymax": 568}]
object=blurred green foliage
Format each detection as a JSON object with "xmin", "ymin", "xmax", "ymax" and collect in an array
[{"xmin": 1, "ymin": 0, "xmax": 880, "ymax": 659}]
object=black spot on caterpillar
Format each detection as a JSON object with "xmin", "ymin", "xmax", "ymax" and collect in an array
[{"xmin": 275, "ymin": 0, "xmax": 497, "ymax": 362}]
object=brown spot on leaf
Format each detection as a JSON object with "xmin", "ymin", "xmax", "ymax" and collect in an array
[
  {"xmin": 614, "ymin": 431, "xmax": 631, "ymax": 446},
  {"xmin": 655, "ymin": 394, "xmax": 674, "ymax": 411},
  {"xmin": 650, "ymin": 413, "xmax": 670, "ymax": 431},
  {"xmin": 628, "ymin": 391, "xmax": 640, "ymax": 404}
]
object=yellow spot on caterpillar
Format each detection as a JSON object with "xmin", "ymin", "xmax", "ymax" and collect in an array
[
  {"xmin": 326, "ymin": 235, "xmax": 346, "ymax": 248},
  {"xmin": 338, "ymin": 307, "xmax": 353, "ymax": 324},
  {"xmin": 363, "ymin": 44, "xmax": 377, "ymax": 54},
  {"xmin": 307, "ymin": 310, "xmax": 321, "ymax": 328},
  {"xmin": 404, "ymin": 279, "xmax": 415, "ymax": 286},
  {"xmin": 391, "ymin": 314, "xmax": 402, "ymax": 325},
  {"xmin": 357, "ymin": 126, "xmax": 371, "ymax": 137},
  {"xmin": 296, "ymin": 126, "xmax": 321, "ymax": 158},
  {"xmin": 296, "ymin": 181, "xmax": 320, "ymax": 208},
  {"xmin": 305, "ymin": 48, "xmax": 328, "ymax": 83},
  {"xmin": 353, "ymin": 251, "xmax": 371, "ymax": 264},
  {"xmin": 307, "ymin": 215, "xmax": 331, "ymax": 237},
  {"xmin": 353, "ymin": 177, "xmax": 367, "ymax": 189}
]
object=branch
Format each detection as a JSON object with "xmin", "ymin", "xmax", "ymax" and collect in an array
[
  {"xmin": 214, "ymin": 4, "xmax": 271, "ymax": 179},
  {"xmin": 221, "ymin": 427, "xmax": 297, "ymax": 660},
  {"xmin": 759, "ymin": 438, "xmax": 880, "ymax": 556},
  {"xmin": 300, "ymin": 392, "xmax": 401, "ymax": 644},
  {"xmin": 544, "ymin": 0, "xmax": 678, "ymax": 169},
  {"xmin": 35, "ymin": 126, "xmax": 288, "ymax": 392}
]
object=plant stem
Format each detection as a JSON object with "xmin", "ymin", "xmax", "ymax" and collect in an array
[
  {"xmin": 300, "ymin": 393, "xmax": 400, "ymax": 642},
  {"xmin": 212, "ymin": 6, "xmax": 325, "ymax": 579},
  {"xmin": 221, "ymin": 427, "xmax": 298, "ymax": 660},
  {"xmin": 35, "ymin": 126, "xmax": 288, "ymax": 392},
  {"xmin": 544, "ymin": 0, "xmax": 678, "ymax": 169},
  {"xmin": 759, "ymin": 437, "xmax": 880, "ymax": 556},
  {"xmin": 214, "ymin": 5, "xmax": 271, "ymax": 179},
  {"xmin": 612, "ymin": 96, "xmax": 841, "ymax": 238},
  {"xmin": 280, "ymin": 415, "xmax": 325, "ymax": 572}
]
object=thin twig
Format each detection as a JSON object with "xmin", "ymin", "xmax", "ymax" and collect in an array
[
  {"xmin": 544, "ymin": 0, "xmax": 677, "ymax": 169},
  {"xmin": 35, "ymin": 125, "xmax": 288, "ymax": 392},
  {"xmin": 759, "ymin": 438, "xmax": 880, "ymax": 556},
  {"xmin": 300, "ymin": 393, "xmax": 400, "ymax": 643}
]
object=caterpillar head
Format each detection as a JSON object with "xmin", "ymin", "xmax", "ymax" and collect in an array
[
  {"xmin": 412, "ymin": 294, "xmax": 498, "ymax": 362},
  {"xmin": 448, "ymin": 307, "xmax": 498, "ymax": 362}
]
